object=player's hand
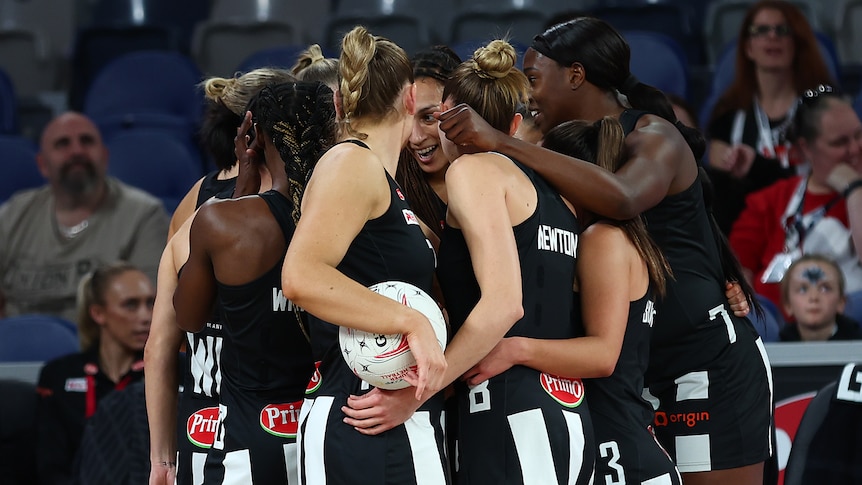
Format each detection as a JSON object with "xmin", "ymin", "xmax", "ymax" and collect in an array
[
  {"xmin": 402, "ymin": 313, "xmax": 447, "ymax": 400},
  {"xmin": 462, "ymin": 337, "xmax": 518, "ymax": 386},
  {"xmin": 725, "ymin": 281, "xmax": 750, "ymax": 317},
  {"xmin": 436, "ymin": 103, "xmax": 505, "ymax": 153},
  {"xmin": 342, "ymin": 387, "xmax": 420, "ymax": 435},
  {"xmin": 233, "ymin": 110, "xmax": 263, "ymax": 197},
  {"xmin": 148, "ymin": 461, "xmax": 176, "ymax": 485}
]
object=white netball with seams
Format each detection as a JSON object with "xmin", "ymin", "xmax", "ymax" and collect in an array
[{"xmin": 339, "ymin": 281, "xmax": 447, "ymax": 390}]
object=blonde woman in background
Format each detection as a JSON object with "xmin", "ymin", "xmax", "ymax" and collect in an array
[{"xmin": 37, "ymin": 261, "xmax": 153, "ymax": 485}]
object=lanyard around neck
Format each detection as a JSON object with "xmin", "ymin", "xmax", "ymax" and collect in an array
[
  {"xmin": 784, "ymin": 177, "xmax": 842, "ymax": 248},
  {"xmin": 752, "ymin": 96, "xmax": 798, "ymax": 165}
]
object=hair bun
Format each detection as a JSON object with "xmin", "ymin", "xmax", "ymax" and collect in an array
[{"xmin": 472, "ymin": 39, "xmax": 516, "ymax": 80}]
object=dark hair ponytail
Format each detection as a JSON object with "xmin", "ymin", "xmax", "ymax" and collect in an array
[
  {"xmin": 533, "ymin": 16, "xmax": 706, "ymax": 161},
  {"xmin": 698, "ymin": 166, "xmax": 764, "ymax": 320}
]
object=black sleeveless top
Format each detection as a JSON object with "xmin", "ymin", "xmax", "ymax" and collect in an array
[
  {"xmin": 308, "ymin": 140, "xmax": 437, "ymax": 391},
  {"xmin": 196, "ymin": 169, "xmax": 237, "ymax": 207},
  {"xmin": 583, "ymin": 286, "xmax": 657, "ymax": 427},
  {"xmin": 619, "ymin": 110, "xmax": 742, "ymax": 380},
  {"xmin": 216, "ymin": 190, "xmax": 314, "ymax": 397},
  {"xmin": 438, "ymin": 155, "xmax": 582, "ymax": 339}
]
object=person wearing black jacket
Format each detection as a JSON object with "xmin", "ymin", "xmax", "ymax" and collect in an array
[{"xmin": 36, "ymin": 261, "xmax": 152, "ymax": 484}]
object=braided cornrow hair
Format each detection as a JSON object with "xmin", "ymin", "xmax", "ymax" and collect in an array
[{"xmin": 246, "ymin": 81, "xmax": 336, "ymax": 224}]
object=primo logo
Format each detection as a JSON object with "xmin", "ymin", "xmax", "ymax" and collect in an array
[{"xmin": 272, "ymin": 288, "xmax": 298, "ymax": 312}]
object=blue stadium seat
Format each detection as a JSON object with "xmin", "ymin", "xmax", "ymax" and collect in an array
[
  {"xmin": 853, "ymin": 89, "xmax": 862, "ymax": 121},
  {"xmin": 842, "ymin": 289, "xmax": 862, "ymax": 327},
  {"xmin": 0, "ymin": 67, "xmax": 18, "ymax": 135},
  {"xmin": 235, "ymin": 44, "xmax": 308, "ymax": 72},
  {"xmin": 590, "ymin": 1, "xmax": 702, "ymax": 66},
  {"xmin": 84, "ymin": 50, "xmax": 203, "ymax": 127},
  {"xmin": 0, "ymin": 135, "xmax": 42, "ymax": 203},
  {"xmin": 621, "ymin": 30, "xmax": 689, "ymax": 98},
  {"xmin": 83, "ymin": 50, "xmax": 205, "ymax": 170},
  {"xmin": 0, "ymin": 315, "xmax": 79, "ymax": 362},
  {"xmin": 106, "ymin": 129, "xmax": 202, "ymax": 213},
  {"xmin": 752, "ymin": 293, "xmax": 784, "ymax": 342},
  {"xmin": 68, "ymin": 26, "xmax": 182, "ymax": 111}
]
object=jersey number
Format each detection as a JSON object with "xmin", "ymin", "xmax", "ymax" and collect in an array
[
  {"xmin": 708, "ymin": 304, "xmax": 737, "ymax": 344},
  {"xmin": 191, "ymin": 335, "xmax": 223, "ymax": 396},
  {"xmin": 599, "ymin": 440, "xmax": 625, "ymax": 485},
  {"xmin": 468, "ymin": 380, "xmax": 491, "ymax": 413}
]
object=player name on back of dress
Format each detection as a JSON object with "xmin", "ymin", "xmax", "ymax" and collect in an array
[
  {"xmin": 272, "ymin": 287, "xmax": 300, "ymax": 312},
  {"xmin": 537, "ymin": 224, "xmax": 577, "ymax": 258}
]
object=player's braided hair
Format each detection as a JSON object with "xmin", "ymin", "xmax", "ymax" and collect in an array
[
  {"xmin": 338, "ymin": 26, "xmax": 412, "ymax": 139},
  {"xmin": 246, "ymin": 81, "xmax": 336, "ymax": 224}
]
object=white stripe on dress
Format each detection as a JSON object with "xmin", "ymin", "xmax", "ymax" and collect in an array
[{"xmin": 404, "ymin": 410, "xmax": 447, "ymax": 485}]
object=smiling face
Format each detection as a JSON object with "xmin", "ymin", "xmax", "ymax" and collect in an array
[
  {"xmin": 407, "ymin": 76, "xmax": 449, "ymax": 176},
  {"xmin": 91, "ymin": 269, "xmax": 155, "ymax": 353},
  {"xmin": 804, "ymin": 100, "xmax": 862, "ymax": 184},
  {"xmin": 745, "ymin": 8, "xmax": 795, "ymax": 73},
  {"xmin": 522, "ymin": 48, "xmax": 579, "ymax": 134}
]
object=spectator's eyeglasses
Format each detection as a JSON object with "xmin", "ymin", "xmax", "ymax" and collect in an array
[{"xmin": 748, "ymin": 24, "xmax": 792, "ymax": 38}]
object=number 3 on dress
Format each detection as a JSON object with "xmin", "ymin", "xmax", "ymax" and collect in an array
[
  {"xmin": 709, "ymin": 304, "xmax": 737, "ymax": 344},
  {"xmin": 468, "ymin": 380, "xmax": 491, "ymax": 413}
]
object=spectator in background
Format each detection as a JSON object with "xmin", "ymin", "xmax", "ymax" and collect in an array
[
  {"xmin": 779, "ymin": 254, "xmax": 862, "ymax": 341},
  {"xmin": 0, "ymin": 112, "xmax": 167, "ymax": 322},
  {"xmin": 36, "ymin": 261, "xmax": 153, "ymax": 484},
  {"xmin": 730, "ymin": 87, "xmax": 862, "ymax": 310},
  {"xmin": 707, "ymin": 0, "xmax": 834, "ymax": 234}
]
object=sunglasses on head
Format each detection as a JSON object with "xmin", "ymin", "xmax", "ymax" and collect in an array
[
  {"xmin": 803, "ymin": 84, "xmax": 835, "ymax": 100},
  {"xmin": 748, "ymin": 23, "xmax": 792, "ymax": 38}
]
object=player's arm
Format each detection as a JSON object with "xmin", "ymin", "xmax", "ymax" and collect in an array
[
  {"xmin": 435, "ymin": 155, "xmax": 524, "ymax": 387},
  {"xmin": 173, "ymin": 204, "xmax": 219, "ymax": 332},
  {"xmin": 342, "ymin": 154, "xmax": 524, "ymax": 433},
  {"xmin": 168, "ymin": 177, "xmax": 204, "ymax": 240},
  {"xmin": 282, "ymin": 145, "xmax": 446, "ymax": 398},
  {"xmin": 145, "ymin": 236, "xmax": 184, "ymax": 484},
  {"xmin": 438, "ymin": 104, "xmax": 691, "ymax": 219},
  {"xmin": 464, "ymin": 222, "xmax": 629, "ymax": 384}
]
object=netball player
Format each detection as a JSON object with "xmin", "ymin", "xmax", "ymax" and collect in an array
[
  {"xmin": 346, "ymin": 39, "xmax": 593, "ymax": 485},
  {"xmin": 280, "ymin": 27, "xmax": 449, "ymax": 484},
  {"xmin": 465, "ymin": 116, "xmax": 681, "ymax": 484},
  {"xmin": 396, "ymin": 45, "xmax": 462, "ymax": 240},
  {"xmin": 436, "ymin": 17, "xmax": 773, "ymax": 485},
  {"xmin": 145, "ymin": 68, "xmax": 296, "ymax": 485},
  {"xmin": 173, "ymin": 81, "xmax": 333, "ymax": 483}
]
